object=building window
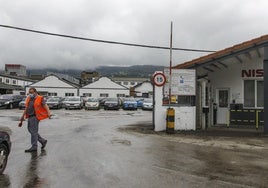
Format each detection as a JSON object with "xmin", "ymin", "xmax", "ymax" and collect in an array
[
  {"xmin": 48, "ymin": 93, "xmax": 57, "ymax": 96},
  {"xmin": 177, "ymin": 96, "xmax": 196, "ymax": 106},
  {"xmin": 13, "ymin": 80, "xmax": 17, "ymax": 85},
  {"xmin": 205, "ymin": 86, "xmax": 209, "ymax": 106},
  {"xmin": 244, "ymin": 80, "xmax": 255, "ymax": 107},
  {"xmin": 0, "ymin": 78, "xmax": 2, "ymax": 83},
  {"xmin": 6, "ymin": 79, "xmax": 9, "ymax": 84},
  {"xmin": 257, "ymin": 80, "xmax": 264, "ymax": 107},
  {"xmin": 100, "ymin": 93, "xmax": 109, "ymax": 97},
  {"xmin": 117, "ymin": 94, "xmax": 125, "ymax": 97},
  {"xmin": 83, "ymin": 93, "xmax": 92, "ymax": 97},
  {"xmin": 130, "ymin": 82, "xmax": 136, "ymax": 85},
  {"xmin": 244, "ymin": 80, "xmax": 263, "ymax": 108},
  {"xmin": 65, "ymin": 93, "xmax": 74, "ymax": 97},
  {"xmin": 123, "ymin": 82, "xmax": 128, "ymax": 85},
  {"xmin": 218, "ymin": 90, "xmax": 229, "ymax": 108}
]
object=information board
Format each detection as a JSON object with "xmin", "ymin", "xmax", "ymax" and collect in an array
[{"xmin": 164, "ymin": 68, "xmax": 196, "ymax": 96}]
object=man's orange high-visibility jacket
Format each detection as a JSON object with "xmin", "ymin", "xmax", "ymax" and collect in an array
[{"xmin": 25, "ymin": 95, "xmax": 49, "ymax": 121}]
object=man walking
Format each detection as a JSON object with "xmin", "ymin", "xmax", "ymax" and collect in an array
[{"xmin": 20, "ymin": 87, "xmax": 51, "ymax": 152}]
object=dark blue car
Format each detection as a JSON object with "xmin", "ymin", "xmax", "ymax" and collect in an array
[
  {"xmin": 123, "ymin": 98, "xmax": 138, "ymax": 110},
  {"xmin": 135, "ymin": 98, "xmax": 144, "ymax": 108}
]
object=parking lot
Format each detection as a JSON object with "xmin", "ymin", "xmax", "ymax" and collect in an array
[{"xmin": 0, "ymin": 108, "xmax": 268, "ymax": 188}]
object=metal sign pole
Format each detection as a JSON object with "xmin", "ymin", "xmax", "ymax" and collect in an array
[{"xmin": 169, "ymin": 22, "xmax": 173, "ymax": 108}]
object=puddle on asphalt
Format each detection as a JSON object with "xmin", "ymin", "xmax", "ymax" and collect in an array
[
  {"xmin": 110, "ymin": 139, "xmax": 131, "ymax": 146},
  {"xmin": 21, "ymin": 150, "xmax": 48, "ymax": 188}
]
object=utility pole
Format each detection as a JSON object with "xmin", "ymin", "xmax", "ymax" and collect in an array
[
  {"xmin": 169, "ymin": 22, "xmax": 173, "ymax": 107},
  {"xmin": 166, "ymin": 22, "xmax": 175, "ymax": 134}
]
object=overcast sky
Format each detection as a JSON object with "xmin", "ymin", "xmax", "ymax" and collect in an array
[{"xmin": 0, "ymin": 0, "xmax": 268, "ymax": 70}]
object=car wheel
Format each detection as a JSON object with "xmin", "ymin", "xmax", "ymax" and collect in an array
[
  {"xmin": 0, "ymin": 144, "xmax": 8, "ymax": 175},
  {"xmin": 65, "ymin": 108, "xmax": 68, "ymax": 110},
  {"xmin": 9, "ymin": 103, "xmax": 13, "ymax": 109}
]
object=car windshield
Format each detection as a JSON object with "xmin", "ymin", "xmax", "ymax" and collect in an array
[
  {"xmin": 106, "ymin": 98, "xmax": 117, "ymax": 102},
  {"xmin": 47, "ymin": 98, "xmax": 60, "ymax": 102},
  {"xmin": 0, "ymin": 95, "xmax": 12, "ymax": 100},
  {"xmin": 66, "ymin": 97, "xmax": 80, "ymax": 101},
  {"xmin": 144, "ymin": 98, "xmax": 152, "ymax": 103},
  {"xmin": 88, "ymin": 98, "xmax": 98, "ymax": 102},
  {"xmin": 125, "ymin": 98, "xmax": 136, "ymax": 102}
]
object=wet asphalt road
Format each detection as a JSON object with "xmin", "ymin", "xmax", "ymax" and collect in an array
[{"xmin": 0, "ymin": 109, "xmax": 268, "ymax": 188}]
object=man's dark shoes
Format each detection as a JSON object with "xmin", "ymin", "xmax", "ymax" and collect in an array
[
  {"xmin": 41, "ymin": 140, "xmax": 47, "ymax": 150},
  {"xmin": 25, "ymin": 148, "xmax": 37, "ymax": 153}
]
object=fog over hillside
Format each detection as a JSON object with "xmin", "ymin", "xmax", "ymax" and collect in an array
[{"xmin": 26, "ymin": 65, "xmax": 165, "ymax": 78}]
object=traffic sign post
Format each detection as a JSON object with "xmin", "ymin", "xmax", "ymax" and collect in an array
[{"xmin": 153, "ymin": 72, "xmax": 166, "ymax": 87}]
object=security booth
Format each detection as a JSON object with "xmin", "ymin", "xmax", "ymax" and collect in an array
[
  {"xmin": 153, "ymin": 69, "xmax": 196, "ymax": 132},
  {"xmin": 173, "ymin": 35, "xmax": 268, "ymax": 130}
]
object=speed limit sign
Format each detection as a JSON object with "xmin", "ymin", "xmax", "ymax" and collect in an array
[{"xmin": 153, "ymin": 72, "xmax": 166, "ymax": 87}]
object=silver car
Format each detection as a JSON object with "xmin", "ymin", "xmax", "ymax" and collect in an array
[
  {"xmin": 85, "ymin": 98, "xmax": 100, "ymax": 110},
  {"xmin": 64, "ymin": 97, "xmax": 83, "ymax": 110},
  {"xmin": 142, "ymin": 98, "xmax": 153, "ymax": 110},
  {"xmin": 46, "ymin": 97, "xmax": 63, "ymax": 109}
]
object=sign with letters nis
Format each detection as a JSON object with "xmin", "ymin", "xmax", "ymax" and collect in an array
[{"xmin": 164, "ymin": 68, "xmax": 196, "ymax": 96}]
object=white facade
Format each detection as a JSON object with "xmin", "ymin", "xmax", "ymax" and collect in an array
[
  {"xmin": 134, "ymin": 81, "xmax": 153, "ymax": 98},
  {"xmin": 26, "ymin": 75, "xmax": 78, "ymax": 97},
  {"xmin": 112, "ymin": 77, "xmax": 149, "ymax": 89},
  {"xmin": 80, "ymin": 77, "xmax": 129, "ymax": 98},
  {"xmin": 154, "ymin": 82, "xmax": 196, "ymax": 131},
  {"xmin": 208, "ymin": 57, "xmax": 263, "ymax": 106},
  {"xmin": 172, "ymin": 35, "xmax": 267, "ymax": 129},
  {"xmin": 0, "ymin": 74, "xmax": 34, "ymax": 87},
  {"xmin": 205, "ymin": 56, "xmax": 263, "ymax": 125}
]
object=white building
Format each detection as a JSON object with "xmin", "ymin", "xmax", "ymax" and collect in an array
[
  {"xmin": 80, "ymin": 77, "xmax": 129, "ymax": 98},
  {"xmin": 172, "ymin": 35, "xmax": 267, "ymax": 130},
  {"xmin": 133, "ymin": 81, "xmax": 153, "ymax": 98},
  {"xmin": 0, "ymin": 73, "xmax": 35, "ymax": 94},
  {"xmin": 111, "ymin": 77, "xmax": 150, "ymax": 89},
  {"xmin": 0, "ymin": 73, "xmax": 35, "ymax": 87},
  {"xmin": 26, "ymin": 74, "xmax": 79, "ymax": 97}
]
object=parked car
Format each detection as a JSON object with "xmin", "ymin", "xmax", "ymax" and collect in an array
[
  {"xmin": 0, "ymin": 94, "xmax": 24, "ymax": 109},
  {"xmin": 46, "ymin": 97, "xmax": 63, "ymax": 109},
  {"xmin": 19, "ymin": 96, "xmax": 27, "ymax": 110},
  {"xmin": 123, "ymin": 98, "xmax": 138, "ymax": 110},
  {"xmin": 98, "ymin": 98, "xmax": 107, "ymax": 108},
  {"xmin": 104, "ymin": 98, "xmax": 120, "ymax": 110},
  {"xmin": 135, "ymin": 98, "xmax": 144, "ymax": 108},
  {"xmin": 64, "ymin": 97, "xmax": 83, "ymax": 110},
  {"xmin": 142, "ymin": 98, "xmax": 153, "ymax": 110},
  {"xmin": 0, "ymin": 130, "xmax": 11, "ymax": 174},
  {"xmin": 85, "ymin": 98, "xmax": 100, "ymax": 110}
]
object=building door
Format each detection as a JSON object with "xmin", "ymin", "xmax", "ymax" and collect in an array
[{"xmin": 216, "ymin": 89, "xmax": 229, "ymax": 124}]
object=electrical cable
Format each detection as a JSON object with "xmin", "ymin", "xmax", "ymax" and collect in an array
[{"xmin": 0, "ymin": 24, "xmax": 216, "ymax": 53}]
